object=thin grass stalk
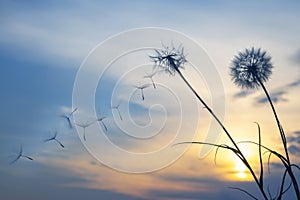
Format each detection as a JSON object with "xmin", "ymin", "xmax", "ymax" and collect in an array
[
  {"xmin": 255, "ymin": 122, "xmax": 264, "ymax": 188},
  {"xmin": 258, "ymin": 79, "xmax": 300, "ymax": 199},
  {"xmin": 239, "ymin": 141, "xmax": 300, "ymax": 199},
  {"xmin": 278, "ymin": 169, "xmax": 289, "ymax": 200}
]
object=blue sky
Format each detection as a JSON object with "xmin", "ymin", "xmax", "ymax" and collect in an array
[{"xmin": 1, "ymin": 0, "xmax": 300, "ymax": 199}]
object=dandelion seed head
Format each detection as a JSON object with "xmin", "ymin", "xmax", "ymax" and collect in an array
[
  {"xmin": 150, "ymin": 45, "xmax": 187, "ymax": 76},
  {"xmin": 230, "ymin": 47, "xmax": 273, "ymax": 89}
]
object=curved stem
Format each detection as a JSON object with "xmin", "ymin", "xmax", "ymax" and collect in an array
[
  {"xmin": 175, "ymin": 68, "xmax": 268, "ymax": 200},
  {"xmin": 280, "ymin": 160, "xmax": 300, "ymax": 199},
  {"xmin": 258, "ymin": 80, "xmax": 289, "ymax": 163},
  {"xmin": 255, "ymin": 122, "xmax": 264, "ymax": 187},
  {"xmin": 258, "ymin": 80, "xmax": 299, "ymax": 199}
]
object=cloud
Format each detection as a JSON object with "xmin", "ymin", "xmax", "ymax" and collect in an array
[
  {"xmin": 289, "ymin": 131, "xmax": 300, "ymax": 143},
  {"xmin": 287, "ymin": 130, "xmax": 300, "ymax": 157},
  {"xmin": 232, "ymin": 79, "xmax": 299, "ymax": 102},
  {"xmin": 0, "ymin": 1, "xmax": 143, "ymax": 68},
  {"xmin": 288, "ymin": 145, "xmax": 300, "ymax": 155},
  {"xmin": 36, "ymin": 153, "xmax": 214, "ymax": 199},
  {"xmin": 0, "ymin": 162, "xmax": 141, "ymax": 200},
  {"xmin": 256, "ymin": 91, "xmax": 288, "ymax": 104},
  {"xmin": 287, "ymin": 136, "xmax": 300, "ymax": 144},
  {"xmin": 287, "ymin": 79, "xmax": 300, "ymax": 88},
  {"xmin": 291, "ymin": 49, "xmax": 300, "ymax": 65},
  {"xmin": 270, "ymin": 162, "xmax": 284, "ymax": 169},
  {"xmin": 294, "ymin": 131, "xmax": 300, "ymax": 135},
  {"xmin": 34, "ymin": 143, "xmax": 260, "ymax": 200},
  {"xmin": 233, "ymin": 76, "xmax": 300, "ymax": 103},
  {"xmin": 233, "ymin": 90, "xmax": 255, "ymax": 99},
  {"xmin": 251, "ymin": 78, "xmax": 300, "ymax": 105}
]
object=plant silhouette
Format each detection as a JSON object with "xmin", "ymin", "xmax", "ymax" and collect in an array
[
  {"xmin": 150, "ymin": 45, "xmax": 300, "ymax": 199},
  {"xmin": 230, "ymin": 47, "xmax": 300, "ymax": 199}
]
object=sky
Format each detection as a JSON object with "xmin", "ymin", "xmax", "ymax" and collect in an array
[{"xmin": 0, "ymin": 0, "xmax": 300, "ymax": 199}]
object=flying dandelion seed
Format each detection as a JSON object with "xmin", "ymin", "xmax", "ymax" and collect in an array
[
  {"xmin": 10, "ymin": 144, "xmax": 33, "ymax": 164},
  {"xmin": 61, "ymin": 108, "xmax": 78, "ymax": 129},
  {"xmin": 44, "ymin": 129, "xmax": 65, "ymax": 148},
  {"xmin": 133, "ymin": 84, "xmax": 150, "ymax": 101},
  {"xmin": 144, "ymin": 71, "xmax": 157, "ymax": 89},
  {"xmin": 97, "ymin": 110, "xmax": 108, "ymax": 132},
  {"xmin": 111, "ymin": 103, "xmax": 123, "ymax": 121},
  {"xmin": 76, "ymin": 121, "xmax": 95, "ymax": 141}
]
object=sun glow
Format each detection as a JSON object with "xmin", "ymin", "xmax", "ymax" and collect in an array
[
  {"xmin": 234, "ymin": 159, "xmax": 247, "ymax": 179},
  {"xmin": 226, "ymin": 145, "xmax": 254, "ymax": 181}
]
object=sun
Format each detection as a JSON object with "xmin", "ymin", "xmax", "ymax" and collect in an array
[
  {"xmin": 217, "ymin": 147, "xmax": 254, "ymax": 181},
  {"xmin": 231, "ymin": 145, "xmax": 253, "ymax": 180},
  {"xmin": 234, "ymin": 159, "xmax": 247, "ymax": 179}
]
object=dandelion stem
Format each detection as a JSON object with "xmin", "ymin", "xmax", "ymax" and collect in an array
[
  {"xmin": 258, "ymin": 79, "xmax": 289, "ymax": 162},
  {"xmin": 258, "ymin": 79, "xmax": 300, "ymax": 199}
]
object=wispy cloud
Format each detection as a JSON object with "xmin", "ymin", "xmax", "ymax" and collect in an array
[
  {"xmin": 233, "ymin": 90, "xmax": 255, "ymax": 98},
  {"xmin": 255, "ymin": 91, "xmax": 288, "ymax": 104},
  {"xmin": 291, "ymin": 49, "xmax": 300, "ymax": 65},
  {"xmin": 36, "ymin": 135, "xmax": 278, "ymax": 200},
  {"xmin": 287, "ymin": 130, "xmax": 300, "ymax": 158},
  {"xmin": 36, "ymin": 150, "xmax": 220, "ymax": 199},
  {"xmin": 288, "ymin": 145, "xmax": 300, "ymax": 155},
  {"xmin": 286, "ymin": 79, "xmax": 300, "ymax": 88},
  {"xmin": 233, "ymin": 78, "xmax": 300, "ymax": 105},
  {"xmin": 35, "ymin": 147, "xmax": 297, "ymax": 200},
  {"xmin": 255, "ymin": 78, "xmax": 300, "ymax": 104}
]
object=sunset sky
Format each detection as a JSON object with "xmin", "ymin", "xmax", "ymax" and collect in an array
[{"xmin": 1, "ymin": 1, "xmax": 300, "ymax": 199}]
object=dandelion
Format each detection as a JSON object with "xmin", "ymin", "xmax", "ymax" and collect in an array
[
  {"xmin": 231, "ymin": 47, "xmax": 300, "ymax": 199},
  {"xmin": 150, "ymin": 45, "xmax": 187, "ymax": 76},
  {"xmin": 230, "ymin": 47, "xmax": 286, "ymax": 158},
  {"xmin": 230, "ymin": 47, "xmax": 273, "ymax": 89}
]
